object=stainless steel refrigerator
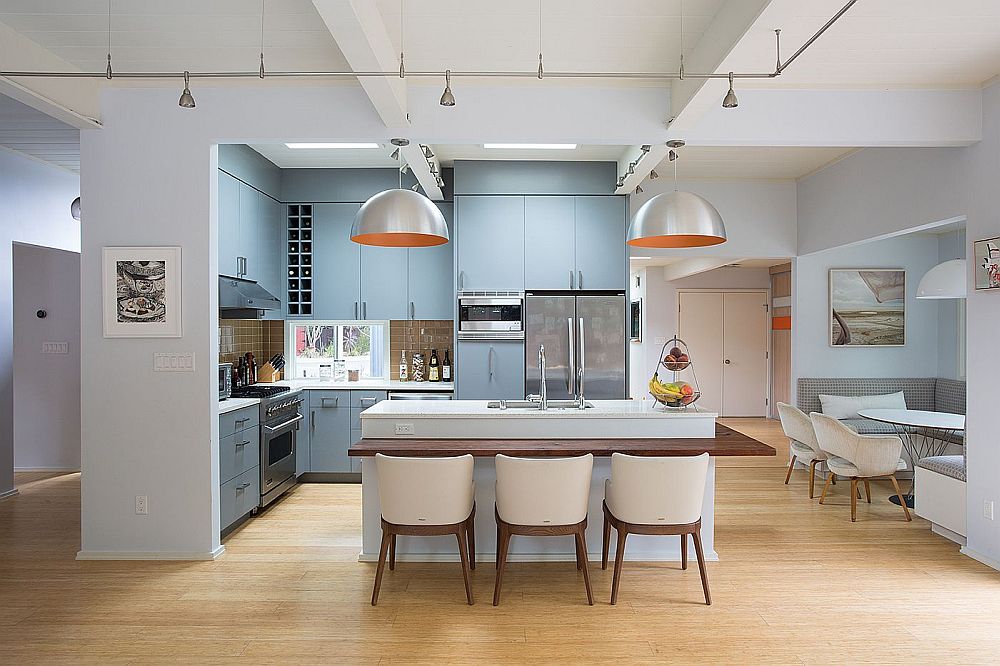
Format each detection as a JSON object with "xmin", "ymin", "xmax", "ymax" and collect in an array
[{"xmin": 525, "ymin": 293, "xmax": 626, "ymax": 400}]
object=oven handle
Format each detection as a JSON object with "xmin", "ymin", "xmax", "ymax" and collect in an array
[{"xmin": 263, "ymin": 414, "xmax": 304, "ymax": 434}]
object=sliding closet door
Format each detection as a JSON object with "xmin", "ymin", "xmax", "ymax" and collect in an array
[
  {"xmin": 678, "ymin": 292, "xmax": 724, "ymax": 415},
  {"xmin": 722, "ymin": 292, "xmax": 769, "ymax": 417}
]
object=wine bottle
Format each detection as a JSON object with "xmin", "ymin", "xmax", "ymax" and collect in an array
[
  {"xmin": 429, "ymin": 349, "xmax": 440, "ymax": 382},
  {"xmin": 442, "ymin": 349, "xmax": 452, "ymax": 382},
  {"xmin": 399, "ymin": 350, "xmax": 408, "ymax": 382}
]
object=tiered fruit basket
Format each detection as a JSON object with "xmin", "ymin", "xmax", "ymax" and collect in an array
[{"xmin": 649, "ymin": 336, "xmax": 702, "ymax": 409}]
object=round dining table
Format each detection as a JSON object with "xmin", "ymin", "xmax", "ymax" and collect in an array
[{"xmin": 856, "ymin": 408, "xmax": 965, "ymax": 508}]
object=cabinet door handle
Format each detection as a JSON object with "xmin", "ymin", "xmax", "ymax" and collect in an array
[
  {"xmin": 310, "ymin": 410, "xmax": 316, "ymax": 432},
  {"xmin": 362, "ymin": 301, "xmax": 367, "ymax": 319},
  {"xmin": 488, "ymin": 345, "xmax": 495, "ymax": 379},
  {"xmin": 235, "ymin": 417, "xmax": 251, "ymax": 426},
  {"xmin": 459, "ymin": 271, "xmax": 465, "ymax": 290},
  {"xmin": 578, "ymin": 270, "xmax": 583, "ymax": 290},
  {"xmin": 354, "ymin": 302, "xmax": 359, "ymax": 319},
  {"xmin": 320, "ymin": 397, "xmax": 339, "ymax": 407},
  {"xmin": 409, "ymin": 301, "xmax": 415, "ymax": 319},
  {"xmin": 360, "ymin": 396, "xmax": 377, "ymax": 404},
  {"xmin": 235, "ymin": 440, "xmax": 250, "ymax": 448},
  {"xmin": 569, "ymin": 270, "xmax": 575, "ymax": 289},
  {"xmin": 237, "ymin": 482, "xmax": 252, "ymax": 490}
]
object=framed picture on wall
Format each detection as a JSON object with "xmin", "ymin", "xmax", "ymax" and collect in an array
[
  {"xmin": 974, "ymin": 237, "xmax": 1000, "ymax": 290},
  {"xmin": 829, "ymin": 269, "xmax": 905, "ymax": 347},
  {"xmin": 102, "ymin": 246, "xmax": 182, "ymax": 338}
]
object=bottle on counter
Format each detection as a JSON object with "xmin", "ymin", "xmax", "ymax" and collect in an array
[
  {"xmin": 442, "ymin": 349, "xmax": 452, "ymax": 382},
  {"xmin": 411, "ymin": 352, "xmax": 425, "ymax": 382},
  {"xmin": 236, "ymin": 357, "xmax": 246, "ymax": 387},
  {"xmin": 399, "ymin": 350, "xmax": 408, "ymax": 381},
  {"xmin": 429, "ymin": 349, "xmax": 440, "ymax": 382}
]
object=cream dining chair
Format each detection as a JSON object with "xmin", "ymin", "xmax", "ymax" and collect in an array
[
  {"xmin": 493, "ymin": 454, "xmax": 594, "ymax": 606},
  {"xmin": 602, "ymin": 452, "xmax": 712, "ymax": 605},
  {"xmin": 777, "ymin": 402, "xmax": 831, "ymax": 498},
  {"xmin": 372, "ymin": 454, "xmax": 477, "ymax": 605},
  {"xmin": 810, "ymin": 413, "xmax": 912, "ymax": 523}
]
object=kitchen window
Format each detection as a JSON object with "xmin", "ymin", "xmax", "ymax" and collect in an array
[{"xmin": 286, "ymin": 322, "xmax": 387, "ymax": 379}]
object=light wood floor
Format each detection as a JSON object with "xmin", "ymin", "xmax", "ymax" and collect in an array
[{"xmin": 3, "ymin": 420, "xmax": 999, "ymax": 664}]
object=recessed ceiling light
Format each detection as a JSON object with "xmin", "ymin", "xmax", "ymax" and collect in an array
[
  {"xmin": 285, "ymin": 143, "xmax": 381, "ymax": 149},
  {"xmin": 631, "ymin": 256, "xmax": 652, "ymax": 260},
  {"xmin": 483, "ymin": 143, "xmax": 578, "ymax": 150}
]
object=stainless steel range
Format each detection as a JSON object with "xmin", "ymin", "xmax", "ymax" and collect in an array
[{"xmin": 230, "ymin": 385, "xmax": 303, "ymax": 507}]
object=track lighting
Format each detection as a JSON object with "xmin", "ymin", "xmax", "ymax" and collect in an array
[
  {"xmin": 617, "ymin": 176, "xmax": 625, "ymax": 188},
  {"xmin": 436, "ymin": 176, "xmax": 444, "ymax": 187},
  {"xmin": 422, "ymin": 145, "xmax": 434, "ymax": 159},
  {"xmin": 411, "ymin": 183, "xmax": 420, "ymax": 192},
  {"xmin": 649, "ymin": 170, "xmax": 659, "ymax": 180},
  {"xmin": 723, "ymin": 72, "xmax": 739, "ymax": 108},
  {"xmin": 641, "ymin": 145, "xmax": 651, "ymax": 153},
  {"xmin": 429, "ymin": 163, "xmax": 438, "ymax": 175},
  {"xmin": 439, "ymin": 70, "xmax": 456, "ymax": 107},
  {"xmin": 537, "ymin": 53, "xmax": 544, "ymax": 80},
  {"xmin": 668, "ymin": 150, "xmax": 678, "ymax": 162},
  {"xmin": 390, "ymin": 148, "xmax": 399, "ymax": 160},
  {"xmin": 178, "ymin": 71, "xmax": 196, "ymax": 108},
  {"xmin": 400, "ymin": 164, "xmax": 410, "ymax": 174},
  {"xmin": 635, "ymin": 185, "xmax": 643, "ymax": 195},
  {"xmin": 627, "ymin": 162, "xmax": 636, "ymax": 175}
]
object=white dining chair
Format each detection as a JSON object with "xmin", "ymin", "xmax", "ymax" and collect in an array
[
  {"xmin": 810, "ymin": 413, "xmax": 911, "ymax": 523},
  {"xmin": 493, "ymin": 454, "xmax": 594, "ymax": 606},
  {"xmin": 602, "ymin": 452, "xmax": 711, "ymax": 605},
  {"xmin": 372, "ymin": 453, "xmax": 476, "ymax": 605},
  {"xmin": 777, "ymin": 402, "xmax": 831, "ymax": 498}
]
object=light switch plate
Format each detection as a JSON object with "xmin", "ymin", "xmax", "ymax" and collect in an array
[
  {"xmin": 41, "ymin": 342, "xmax": 69, "ymax": 354},
  {"xmin": 153, "ymin": 352, "xmax": 195, "ymax": 372}
]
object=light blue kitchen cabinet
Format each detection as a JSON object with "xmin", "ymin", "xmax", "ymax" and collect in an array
[
  {"xmin": 456, "ymin": 196, "xmax": 524, "ymax": 291},
  {"xmin": 219, "ymin": 172, "xmax": 242, "ymax": 277},
  {"xmin": 574, "ymin": 196, "xmax": 626, "ymax": 290},
  {"xmin": 524, "ymin": 197, "xmax": 576, "ymax": 289},
  {"xmin": 407, "ymin": 203, "xmax": 454, "ymax": 319},
  {"xmin": 312, "ymin": 203, "xmax": 362, "ymax": 320},
  {"xmin": 258, "ymin": 192, "xmax": 284, "ymax": 318},
  {"xmin": 238, "ymin": 181, "xmax": 260, "ymax": 282},
  {"xmin": 308, "ymin": 390, "xmax": 353, "ymax": 472},
  {"xmin": 361, "ymin": 245, "xmax": 408, "ymax": 320},
  {"xmin": 456, "ymin": 340, "xmax": 525, "ymax": 400}
]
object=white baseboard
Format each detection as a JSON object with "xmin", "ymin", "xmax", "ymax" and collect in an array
[
  {"xmin": 76, "ymin": 545, "xmax": 225, "ymax": 561},
  {"xmin": 960, "ymin": 546, "xmax": 1000, "ymax": 572},
  {"xmin": 931, "ymin": 523, "xmax": 967, "ymax": 545},
  {"xmin": 0, "ymin": 488, "xmax": 19, "ymax": 501},
  {"xmin": 357, "ymin": 550, "xmax": 720, "ymax": 564}
]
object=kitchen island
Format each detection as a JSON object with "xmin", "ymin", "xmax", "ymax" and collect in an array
[{"xmin": 349, "ymin": 399, "xmax": 774, "ymax": 564}]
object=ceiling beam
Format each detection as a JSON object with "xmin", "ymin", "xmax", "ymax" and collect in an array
[
  {"xmin": 661, "ymin": 258, "xmax": 740, "ymax": 282},
  {"xmin": 311, "ymin": 0, "xmax": 408, "ymax": 128}
]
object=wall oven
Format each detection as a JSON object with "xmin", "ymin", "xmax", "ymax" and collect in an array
[{"xmin": 457, "ymin": 291, "xmax": 524, "ymax": 340}]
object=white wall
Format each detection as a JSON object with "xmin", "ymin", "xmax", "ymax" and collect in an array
[
  {"xmin": 936, "ymin": 229, "xmax": 966, "ymax": 380},
  {"xmin": 13, "ymin": 243, "xmax": 80, "ymax": 470},
  {"xmin": 793, "ymin": 235, "xmax": 942, "ymax": 380},
  {"xmin": 0, "ymin": 148, "xmax": 79, "ymax": 498}
]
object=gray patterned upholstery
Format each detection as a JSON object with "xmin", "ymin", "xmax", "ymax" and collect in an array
[
  {"xmin": 797, "ymin": 378, "xmax": 965, "ymax": 437},
  {"xmin": 916, "ymin": 455, "xmax": 966, "ymax": 482}
]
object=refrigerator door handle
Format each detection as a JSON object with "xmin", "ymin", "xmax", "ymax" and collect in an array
[
  {"xmin": 567, "ymin": 317, "xmax": 576, "ymax": 396},
  {"xmin": 578, "ymin": 317, "xmax": 586, "ymax": 399}
]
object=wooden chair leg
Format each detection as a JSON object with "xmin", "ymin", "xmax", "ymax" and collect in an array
[
  {"xmin": 692, "ymin": 530, "xmax": 712, "ymax": 606},
  {"xmin": 574, "ymin": 533, "xmax": 583, "ymax": 570},
  {"xmin": 610, "ymin": 529, "xmax": 627, "ymax": 605},
  {"xmin": 784, "ymin": 455, "xmax": 797, "ymax": 484},
  {"xmin": 456, "ymin": 528, "xmax": 474, "ymax": 605},
  {"xmin": 602, "ymin": 512, "xmax": 611, "ymax": 571},
  {"xmin": 819, "ymin": 472, "xmax": 834, "ymax": 504},
  {"xmin": 850, "ymin": 479, "xmax": 858, "ymax": 522},
  {"xmin": 575, "ymin": 528, "xmax": 594, "ymax": 606},
  {"xmin": 808, "ymin": 460, "xmax": 818, "ymax": 499},
  {"xmin": 371, "ymin": 531, "xmax": 391, "ymax": 606},
  {"xmin": 889, "ymin": 475, "xmax": 912, "ymax": 522},
  {"xmin": 495, "ymin": 523, "xmax": 501, "ymax": 570},
  {"xmin": 681, "ymin": 533, "xmax": 688, "ymax": 570},
  {"xmin": 467, "ymin": 515, "xmax": 476, "ymax": 570},
  {"xmin": 389, "ymin": 533, "xmax": 396, "ymax": 571},
  {"xmin": 493, "ymin": 524, "xmax": 511, "ymax": 606},
  {"xmin": 831, "ymin": 473, "xmax": 837, "ymax": 485},
  {"xmin": 863, "ymin": 479, "xmax": 872, "ymax": 504}
]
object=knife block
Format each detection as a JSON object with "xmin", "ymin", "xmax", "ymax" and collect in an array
[{"xmin": 257, "ymin": 363, "xmax": 281, "ymax": 383}]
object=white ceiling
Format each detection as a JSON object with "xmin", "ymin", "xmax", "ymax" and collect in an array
[
  {"xmin": 249, "ymin": 143, "xmax": 399, "ymax": 168},
  {"xmin": 629, "ymin": 257, "xmax": 789, "ymax": 269},
  {"xmin": 655, "ymin": 145, "xmax": 855, "ymax": 180},
  {"xmin": 0, "ymin": 93, "xmax": 79, "ymax": 172},
  {"xmin": 435, "ymin": 144, "xmax": 627, "ymax": 165},
  {"xmin": 0, "ymin": 0, "xmax": 349, "ymax": 73}
]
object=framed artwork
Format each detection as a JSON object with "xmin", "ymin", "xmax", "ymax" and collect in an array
[
  {"xmin": 102, "ymin": 246, "xmax": 182, "ymax": 338},
  {"xmin": 829, "ymin": 269, "xmax": 905, "ymax": 347},
  {"xmin": 974, "ymin": 237, "xmax": 1000, "ymax": 290}
]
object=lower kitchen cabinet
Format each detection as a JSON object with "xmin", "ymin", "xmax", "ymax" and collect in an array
[
  {"xmin": 219, "ymin": 404, "xmax": 261, "ymax": 533},
  {"xmin": 308, "ymin": 390, "xmax": 352, "ymax": 473},
  {"xmin": 220, "ymin": 466, "xmax": 259, "ymax": 531},
  {"xmin": 456, "ymin": 340, "xmax": 525, "ymax": 400}
]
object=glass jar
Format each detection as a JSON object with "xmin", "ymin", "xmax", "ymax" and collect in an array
[
  {"xmin": 318, "ymin": 363, "xmax": 333, "ymax": 381},
  {"xmin": 333, "ymin": 359, "xmax": 347, "ymax": 382}
]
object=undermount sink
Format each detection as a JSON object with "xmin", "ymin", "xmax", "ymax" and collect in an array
[{"xmin": 486, "ymin": 400, "xmax": 594, "ymax": 410}]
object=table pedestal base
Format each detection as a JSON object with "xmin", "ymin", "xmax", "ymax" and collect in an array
[{"xmin": 888, "ymin": 494, "xmax": 915, "ymax": 509}]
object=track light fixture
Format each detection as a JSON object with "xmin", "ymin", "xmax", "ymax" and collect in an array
[
  {"xmin": 105, "ymin": 0, "xmax": 113, "ymax": 79},
  {"xmin": 635, "ymin": 185, "xmax": 643, "ymax": 195},
  {"xmin": 400, "ymin": 163, "xmax": 410, "ymax": 174},
  {"xmin": 436, "ymin": 176, "xmax": 444, "ymax": 188},
  {"xmin": 668, "ymin": 150, "xmax": 679, "ymax": 162},
  {"xmin": 723, "ymin": 71, "xmax": 739, "ymax": 108},
  {"xmin": 178, "ymin": 71, "xmax": 196, "ymax": 108},
  {"xmin": 649, "ymin": 170, "xmax": 659, "ymax": 180},
  {"xmin": 439, "ymin": 70, "xmax": 456, "ymax": 107},
  {"xmin": 258, "ymin": 0, "xmax": 266, "ymax": 78},
  {"xmin": 617, "ymin": 176, "xmax": 625, "ymax": 188},
  {"xmin": 641, "ymin": 145, "xmax": 651, "ymax": 153},
  {"xmin": 411, "ymin": 183, "xmax": 420, "ymax": 192},
  {"xmin": 390, "ymin": 148, "xmax": 400, "ymax": 160},
  {"xmin": 627, "ymin": 162, "xmax": 636, "ymax": 175},
  {"xmin": 422, "ymin": 145, "xmax": 434, "ymax": 159}
]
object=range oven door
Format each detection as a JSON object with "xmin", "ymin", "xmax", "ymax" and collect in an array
[{"xmin": 260, "ymin": 412, "xmax": 302, "ymax": 506}]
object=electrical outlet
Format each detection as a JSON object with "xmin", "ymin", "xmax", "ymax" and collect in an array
[
  {"xmin": 985, "ymin": 500, "xmax": 995, "ymax": 521},
  {"xmin": 395, "ymin": 423, "xmax": 415, "ymax": 436},
  {"xmin": 135, "ymin": 495, "xmax": 148, "ymax": 515}
]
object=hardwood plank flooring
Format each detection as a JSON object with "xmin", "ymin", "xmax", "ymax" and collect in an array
[{"xmin": 2, "ymin": 421, "xmax": 999, "ymax": 664}]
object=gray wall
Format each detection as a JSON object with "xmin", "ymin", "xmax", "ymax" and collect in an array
[
  {"xmin": 13, "ymin": 243, "xmax": 80, "ymax": 470},
  {"xmin": 453, "ymin": 160, "xmax": 615, "ymax": 195},
  {"xmin": 937, "ymin": 229, "xmax": 966, "ymax": 380},
  {"xmin": 0, "ymin": 148, "xmax": 80, "ymax": 497}
]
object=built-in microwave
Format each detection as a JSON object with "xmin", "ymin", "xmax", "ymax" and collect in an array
[
  {"xmin": 219, "ymin": 363, "xmax": 232, "ymax": 400},
  {"xmin": 457, "ymin": 291, "xmax": 524, "ymax": 340}
]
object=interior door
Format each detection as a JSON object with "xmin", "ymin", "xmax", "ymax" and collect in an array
[
  {"xmin": 678, "ymin": 292, "xmax": 725, "ymax": 415},
  {"xmin": 722, "ymin": 292, "xmax": 769, "ymax": 417}
]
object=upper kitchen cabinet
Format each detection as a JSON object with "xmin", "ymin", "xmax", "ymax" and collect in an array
[
  {"xmin": 456, "ymin": 196, "xmax": 524, "ymax": 291},
  {"xmin": 312, "ymin": 203, "xmax": 361, "ymax": 320},
  {"xmin": 360, "ymin": 244, "xmax": 408, "ymax": 320},
  {"xmin": 524, "ymin": 197, "xmax": 576, "ymax": 289},
  {"xmin": 574, "ymin": 196, "xmax": 626, "ymax": 290},
  {"xmin": 257, "ymin": 192, "xmax": 284, "ymax": 319},
  {"xmin": 219, "ymin": 171, "xmax": 241, "ymax": 278},
  {"xmin": 218, "ymin": 170, "xmax": 284, "ymax": 309},
  {"xmin": 407, "ymin": 203, "xmax": 454, "ymax": 319},
  {"xmin": 237, "ymin": 183, "xmax": 260, "ymax": 282}
]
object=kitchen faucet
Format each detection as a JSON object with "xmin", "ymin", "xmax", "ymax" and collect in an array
[{"xmin": 575, "ymin": 318, "xmax": 586, "ymax": 409}]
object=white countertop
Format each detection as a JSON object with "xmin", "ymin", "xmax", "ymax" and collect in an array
[
  {"xmin": 361, "ymin": 399, "xmax": 716, "ymax": 419},
  {"xmin": 218, "ymin": 396, "xmax": 260, "ymax": 414},
  {"xmin": 274, "ymin": 379, "xmax": 454, "ymax": 392}
]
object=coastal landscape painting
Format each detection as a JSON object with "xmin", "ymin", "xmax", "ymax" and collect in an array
[{"xmin": 830, "ymin": 269, "xmax": 905, "ymax": 347}]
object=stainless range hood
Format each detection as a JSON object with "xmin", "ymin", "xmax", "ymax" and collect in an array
[{"xmin": 219, "ymin": 275, "xmax": 281, "ymax": 319}]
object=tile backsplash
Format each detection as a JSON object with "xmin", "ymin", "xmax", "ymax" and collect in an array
[
  {"xmin": 389, "ymin": 320, "xmax": 455, "ymax": 380},
  {"xmin": 219, "ymin": 320, "xmax": 285, "ymax": 368}
]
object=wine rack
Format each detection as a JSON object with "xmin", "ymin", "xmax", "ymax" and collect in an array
[{"xmin": 286, "ymin": 204, "xmax": 313, "ymax": 317}]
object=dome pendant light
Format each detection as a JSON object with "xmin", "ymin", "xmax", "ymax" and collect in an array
[
  {"xmin": 916, "ymin": 259, "xmax": 967, "ymax": 299},
  {"xmin": 626, "ymin": 140, "xmax": 727, "ymax": 248},
  {"xmin": 178, "ymin": 71, "xmax": 196, "ymax": 108},
  {"xmin": 439, "ymin": 70, "xmax": 456, "ymax": 107},
  {"xmin": 351, "ymin": 139, "xmax": 450, "ymax": 248}
]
